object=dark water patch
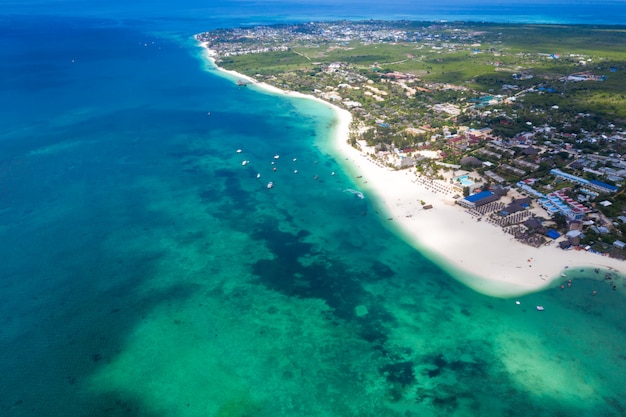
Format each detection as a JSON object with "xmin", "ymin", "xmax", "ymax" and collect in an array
[
  {"xmin": 168, "ymin": 147, "xmax": 212, "ymax": 158},
  {"xmin": 412, "ymin": 343, "xmax": 502, "ymax": 412},
  {"xmin": 415, "ymin": 383, "xmax": 471, "ymax": 413},
  {"xmin": 381, "ymin": 361, "xmax": 415, "ymax": 387},
  {"xmin": 0, "ymin": 250, "xmax": 199, "ymax": 416},
  {"xmin": 251, "ymin": 225, "xmax": 356, "ymax": 319},
  {"xmin": 199, "ymin": 189, "xmax": 218, "ymax": 203},
  {"xmin": 356, "ymin": 318, "xmax": 388, "ymax": 347},
  {"xmin": 354, "ymin": 303, "xmax": 396, "ymax": 351},
  {"xmin": 219, "ymin": 171, "xmax": 249, "ymax": 202},
  {"xmin": 431, "ymin": 386, "xmax": 460, "ymax": 412},
  {"xmin": 199, "ymin": 171, "xmax": 258, "ymax": 216},
  {"xmin": 250, "ymin": 222, "xmax": 398, "ymax": 351},
  {"xmin": 411, "ymin": 334, "xmax": 614, "ymax": 416},
  {"xmin": 214, "ymin": 168, "xmax": 237, "ymax": 178},
  {"xmin": 422, "ymin": 349, "xmax": 489, "ymax": 381},
  {"xmin": 177, "ymin": 229, "xmax": 207, "ymax": 246},
  {"xmin": 0, "ymin": 130, "xmax": 207, "ymax": 414},
  {"xmin": 603, "ymin": 395, "xmax": 626, "ymax": 416},
  {"xmin": 78, "ymin": 390, "xmax": 164, "ymax": 417},
  {"xmin": 369, "ymin": 260, "xmax": 395, "ymax": 280}
]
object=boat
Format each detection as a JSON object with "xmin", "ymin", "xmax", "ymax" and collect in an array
[
  {"xmin": 536, "ymin": 306, "xmax": 544, "ymax": 311},
  {"xmin": 267, "ymin": 181, "xmax": 274, "ymax": 189},
  {"xmin": 242, "ymin": 160, "xmax": 249, "ymax": 166},
  {"xmin": 274, "ymin": 154, "xmax": 280, "ymax": 159},
  {"xmin": 344, "ymin": 188, "xmax": 365, "ymax": 199},
  {"xmin": 237, "ymin": 80, "xmax": 249, "ymax": 86},
  {"xmin": 256, "ymin": 173, "xmax": 261, "ymax": 178}
]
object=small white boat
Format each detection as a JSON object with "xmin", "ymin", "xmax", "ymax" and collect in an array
[
  {"xmin": 293, "ymin": 170, "xmax": 298, "ymax": 174},
  {"xmin": 267, "ymin": 181, "xmax": 274, "ymax": 189},
  {"xmin": 274, "ymin": 154, "xmax": 280, "ymax": 159},
  {"xmin": 236, "ymin": 149, "xmax": 242, "ymax": 153},
  {"xmin": 256, "ymin": 173, "xmax": 261, "ymax": 178},
  {"xmin": 242, "ymin": 160, "xmax": 249, "ymax": 166},
  {"xmin": 344, "ymin": 189, "xmax": 364, "ymax": 199},
  {"xmin": 536, "ymin": 306, "xmax": 544, "ymax": 311}
]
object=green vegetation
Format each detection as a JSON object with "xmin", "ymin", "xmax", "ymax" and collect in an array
[
  {"xmin": 216, "ymin": 23, "xmax": 626, "ymax": 121},
  {"xmin": 219, "ymin": 51, "xmax": 312, "ymax": 75},
  {"xmin": 197, "ymin": 21, "xmax": 626, "ymax": 255}
]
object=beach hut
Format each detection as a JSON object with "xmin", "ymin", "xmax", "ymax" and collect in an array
[
  {"xmin": 566, "ymin": 229, "xmax": 582, "ymax": 238},
  {"xmin": 524, "ymin": 217, "xmax": 543, "ymax": 231},
  {"xmin": 460, "ymin": 156, "xmax": 482, "ymax": 167}
]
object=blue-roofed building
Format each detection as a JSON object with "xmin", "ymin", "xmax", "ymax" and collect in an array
[
  {"xmin": 550, "ymin": 169, "xmax": 619, "ymax": 194},
  {"xmin": 589, "ymin": 179, "xmax": 618, "ymax": 193},
  {"xmin": 546, "ymin": 229, "xmax": 561, "ymax": 239},
  {"xmin": 457, "ymin": 190, "xmax": 500, "ymax": 209},
  {"xmin": 466, "ymin": 190, "xmax": 493, "ymax": 203}
]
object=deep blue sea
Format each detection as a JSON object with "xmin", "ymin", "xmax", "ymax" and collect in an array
[{"xmin": 1, "ymin": 1, "xmax": 626, "ymax": 416}]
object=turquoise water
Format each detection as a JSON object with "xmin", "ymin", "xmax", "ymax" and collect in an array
[
  {"xmin": 455, "ymin": 175, "xmax": 474, "ymax": 187},
  {"xmin": 1, "ymin": 3, "xmax": 626, "ymax": 416}
]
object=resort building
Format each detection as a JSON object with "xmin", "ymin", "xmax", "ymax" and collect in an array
[
  {"xmin": 550, "ymin": 169, "xmax": 619, "ymax": 194},
  {"xmin": 515, "ymin": 181, "xmax": 545, "ymax": 198},
  {"xmin": 456, "ymin": 190, "xmax": 500, "ymax": 209},
  {"xmin": 537, "ymin": 189, "xmax": 591, "ymax": 220}
]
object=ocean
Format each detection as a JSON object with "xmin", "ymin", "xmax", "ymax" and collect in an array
[{"xmin": 1, "ymin": 1, "xmax": 625, "ymax": 416}]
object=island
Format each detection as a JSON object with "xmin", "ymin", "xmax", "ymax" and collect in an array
[{"xmin": 195, "ymin": 21, "xmax": 626, "ymax": 297}]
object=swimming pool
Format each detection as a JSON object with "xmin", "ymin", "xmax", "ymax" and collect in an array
[{"xmin": 455, "ymin": 175, "xmax": 474, "ymax": 186}]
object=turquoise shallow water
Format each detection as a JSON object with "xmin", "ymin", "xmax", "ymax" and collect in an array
[{"xmin": 1, "ymin": 5, "xmax": 626, "ymax": 417}]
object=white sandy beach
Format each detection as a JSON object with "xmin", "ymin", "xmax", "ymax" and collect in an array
[
  {"xmin": 330, "ymin": 115, "xmax": 625, "ymax": 297},
  {"xmin": 198, "ymin": 40, "xmax": 625, "ymax": 298}
]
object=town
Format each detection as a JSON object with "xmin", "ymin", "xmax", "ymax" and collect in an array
[{"xmin": 196, "ymin": 20, "xmax": 626, "ymax": 259}]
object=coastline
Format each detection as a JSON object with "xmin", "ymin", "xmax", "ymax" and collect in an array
[{"xmin": 196, "ymin": 39, "xmax": 625, "ymax": 298}]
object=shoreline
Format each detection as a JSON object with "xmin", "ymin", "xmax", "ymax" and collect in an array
[{"xmin": 196, "ymin": 39, "xmax": 625, "ymax": 298}]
